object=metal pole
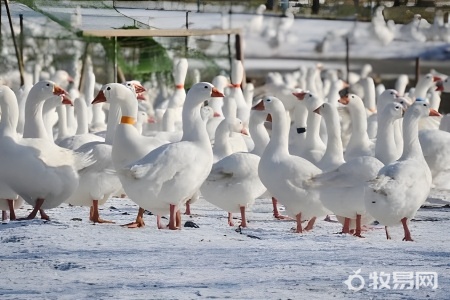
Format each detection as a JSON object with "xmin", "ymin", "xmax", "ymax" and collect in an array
[
  {"xmin": 113, "ymin": 36, "xmax": 118, "ymax": 83},
  {"xmin": 5, "ymin": 0, "xmax": 25, "ymax": 86},
  {"xmin": 345, "ymin": 36, "xmax": 350, "ymax": 84}
]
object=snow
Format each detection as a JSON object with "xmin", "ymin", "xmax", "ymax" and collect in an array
[
  {"xmin": 1, "ymin": 195, "xmax": 449, "ymax": 299},
  {"xmin": 0, "ymin": 4, "xmax": 450, "ymax": 298}
]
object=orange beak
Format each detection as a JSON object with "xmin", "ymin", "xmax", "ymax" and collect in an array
[
  {"xmin": 429, "ymin": 108, "xmax": 441, "ymax": 117},
  {"xmin": 241, "ymin": 128, "xmax": 249, "ymax": 136},
  {"xmin": 133, "ymin": 84, "xmax": 146, "ymax": 94},
  {"xmin": 137, "ymin": 93, "xmax": 146, "ymax": 101},
  {"xmin": 213, "ymin": 112, "xmax": 222, "ymax": 117},
  {"xmin": 435, "ymin": 81, "xmax": 444, "ymax": 92},
  {"xmin": 211, "ymin": 87, "xmax": 224, "ymax": 97},
  {"xmin": 67, "ymin": 76, "xmax": 74, "ymax": 83},
  {"xmin": 338, "ymin": 95, "xmax": 350, "ymax": 105},
  {"xmin": 433, "ymin": 76, "xmax": 441, "ymax": 82},
  {"xmin": 92, "ymin": 90, "xmax": 107, "ymax": 104},
  {"xmin": 313, "ymin": 106, "xmax": 321, "ymax": 115},
  {"xmin": 53, "ymin": 85, "xmax": 68, "ymax": 96},
  {"xmin": 61, "ymin": 95, "xmax": 73, "ymax": 106},
  {"xmin": 148, "ymin": 117, "xmax": 156, "ymax": 123},
  {"xmin": 292, "ymin": 92, "xmax": 307, "ymax": 100},
  {"xmin": 251, "ymin": 100, "xmax": 265, "ymax": 111},
  {"xmin": 266, "ymin": 114, "xmax": 272, "ymax": 122}
]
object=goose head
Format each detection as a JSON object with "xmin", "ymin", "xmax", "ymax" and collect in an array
[
  {"xmin": 92, "ymin": 83, "xmax": 136, "ymax": 105},
  {"xmin": 381, "ymin": 101, "xmax": 406, "ymax": 121},
  {"xmin": 408, "ymin": 98, "xmax": 441, "ymax": 118},
  {"xmin": 123, "ymin": 80, "xmax": 146, "ymax": 100},
  {"xmin": 29, "ymin": 80, "xmax": 69, "ymax": 103},
  {"xmin": 201, "ymin": 106, "xmax": 214, "ymax": 121},
  {"xmin": 295, "ymin": 91, "xmax": 324, "ymax": 113},
  {"xmin": 416, "ymin": 73, "xmax": 441, "ymax": 92},
  {"xmin": 312, "ymin": 102, "xmax": 334, "ymax": 116},
  {"xmin": 227, "ymin": 117, "xmax": 248, "ymax": 136},
  {"xmin": 337, "ymin": 92, "xmax": 362, "ymax": 106},
  {"xmin": 252, "ymin": 96, "xmax": 284, "ymax": 115},
  {"xmin": 186, "ymin": 82, "xmax": 224, "ymax": 106}
]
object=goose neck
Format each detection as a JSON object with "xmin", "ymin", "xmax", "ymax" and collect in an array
[
  {"xmin": 105, "ymin": 102, "xmax": 123, "ymax": 145},
  {"xmin": 266, "ymin": 108, "xmax": 290, "ymax": 156},
  {"xmin": 23, "ymin": 98, "xmax": 48, "ymax": 139},
  {"xmin": 320, "ymin": 109, "xmax": 344, "ymax": 165},
  {"xmin": 181, "ymin": 102, "xmax": 209, "ymax": 144},
  {"xmin": 400, "ymin": 113, "xmax": 423, "ymax": 160}
]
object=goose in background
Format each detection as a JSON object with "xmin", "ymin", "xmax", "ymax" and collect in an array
[
  {"xmin": 338, "ymin": 93, "xmax": 374, "ymax": 160},
  {"xmin": 201, "ymin": 117, "xmax": 265, "ymax": 227},
  {"xmin": 257, "ymin": 96, "xmax": 329, "ymax": 233},
  {"xmin": 291, "ymin": 91, "xmax": 326, "ymax": 165}
]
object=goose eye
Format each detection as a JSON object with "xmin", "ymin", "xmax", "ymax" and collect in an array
[
  {"xmin": 390, "ymin": 92, "xmax": 394, "ymax": 95},
  {"xmin": 204, "ymin": 85, "xmax": 208, "ymax": 89},
  {"xmin": 106, "ymin": 87, "xmax": 111, "ymax": 91},
  {"xmin": 266, "ymin": 98, "xmax": 272, "ymax": 102},
  {"xmin": 423, "ymin": 103, "xmax": 427, "ymax": 107},
  {"xmin": 309, "ymin": 94, "xmax": 312, "ymax": 98},
  {"xmin": 46, "ymin": 83, "xmax": 50, "ymax": 87},
  {"xmin": 351, "ymin": 95, "xmax": 355, "ymax": 98},
  {"xmin": 322, "ymin": 104, "xmax": 325, "ymax": 108}
]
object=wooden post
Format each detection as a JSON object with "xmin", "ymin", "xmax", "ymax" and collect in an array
[
  {"xmin": 5, "ymin": 0, "xmax": 25, "ymax": 86},
  {"xmin": 415, "ymin": 57, "xmax": 420, "ymax": 86},
  {"xmin": 19, "ymin": 14, "xmax": 23, "ymax": 66},
  {"xmin": 345, "ymin": 36, "xmax": 350, "ymax": 84},
  {"xmin": 185, "ymin": 11, "xmax": 189, "ymax": 57},
  {"xmin": 235, "ymin": 33, "xmax": 243, "ymax": 61},
  {"xmin": 113, "ymin": 36, "xmax": 118, "ymax": 83},
  {"xmin": 227, "ymin": 34, "xmax": 232, "ymax": 74},
  {"xmin": 78, "ymin": 43, "xmax": 90, "ymax": 91},
  {"xmin": 235, "ymin": 33, "xmax": 246, "ymax": 86}
]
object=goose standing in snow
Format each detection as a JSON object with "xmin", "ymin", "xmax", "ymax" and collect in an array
[
  {"xmin": 0, "ymin": 84, "xmax": 92, "ymax": 220},
  {"xmin": 257, "ymin": 96, "xmax": 329, "ymax": 233},
  {"xmin": 200, "ymin": 117, "xmax": 266, "ymax": 227},
  {"xmin": 116, "ymin": 82, "xmax": 223, "ymax": 230},
  {"xmin": 365, "ymin": 99, "xmax": 440, "ymax": 241}
]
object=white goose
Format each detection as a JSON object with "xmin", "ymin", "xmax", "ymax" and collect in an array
[
  {"xmin": 212, "ymin": 118, "xmax": 248, "ymax": 162},
  {"xmin": 57, "ymin": 97, "xmax": 105, "ymax": 150},
  {"xmin": 91, "ymin": 83, "xmax": 167, "ymax": 227},
  {"xmin": 303, "ymin": 95, "xmax": 383, "ymax": 237},
  {"xmin": 116, "ymin": 82, "xmax": 223, "ymax": 230},
  {"xmin": 257, "ymin": 96, "xmax": 329, "ymax": 233},
  {"xmin": 200, "ymin": 117, "xmax": 266, "ymax": 227},
  {"xmin": 339, "ymin": 93, "xmax": 374, "ymax": 160},
  {"xmin": 365, "ymin": 99, "xmax": 440, "ymax": 241},
  {"xmin": 0, "ymin": 84, "xmax": 91, "ymax": 220},
  {"xmin": 291, "ymin": 91, "xmax": 326, "ymax": 165}
]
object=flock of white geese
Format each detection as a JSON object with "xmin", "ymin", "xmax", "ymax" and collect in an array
[{"xmin": 1, "ymin": 58, "xmax": 450, "ymax": 242}]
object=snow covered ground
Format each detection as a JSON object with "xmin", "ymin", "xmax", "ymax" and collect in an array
[{"xmin": 1, "ymin": 194, "xmax": 449, "ymax": 299}]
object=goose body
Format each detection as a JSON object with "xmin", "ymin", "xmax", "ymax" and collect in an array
[
  {"xmin": 257, "ymin": 96, "xmax": 329, "ymax": 233},
  {"xmin": 365, "ymin": 100, "xmax": 439, "ymax": 241},
  {"xmin": 0, "ymin": 84, "xmax": 91, "ymax": 217},
  {"xmin": 118, "ymin": 83, "xmax": 221, "ymax": 229}
]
